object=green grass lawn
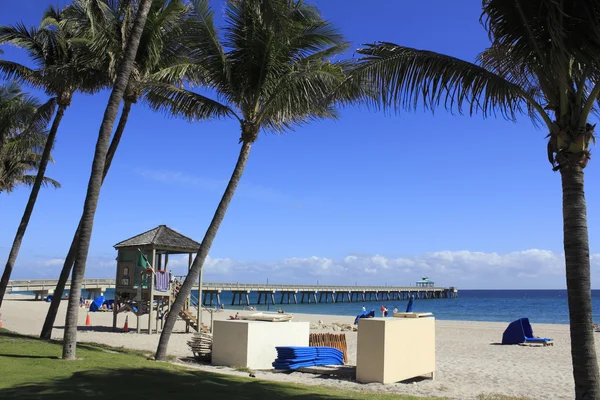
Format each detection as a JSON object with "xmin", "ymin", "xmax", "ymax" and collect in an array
[{"xmin": 0, "ymin": 329, "xmax": 440, "ymax": 400}]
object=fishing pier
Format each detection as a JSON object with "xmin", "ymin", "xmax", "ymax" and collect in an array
[
  {"xmin": 7, "ymin": 279, "xmax": 458, "ymax": 306},
  {"xmin": 202, "ymin": 282, "xmax": 458, "ymax": 307}
]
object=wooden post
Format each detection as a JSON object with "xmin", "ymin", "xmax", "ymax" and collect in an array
[
  {"xmin": 270, "ymin": 292, "xmax": 275, "ymax": 305},
  {"xmin": 193, "ymin": 252, "xmax": 204, "ymax": 331},
  {"xmin": 148, "ymin": 247, "xmax": 156, "ymax": 334},
  {"xmin": 112, "ymin": 254, "xmax": 120, "ymax": 332},
  {"xmin": 112, "ymin": 293, "xmax": 119, "ymax": 332},
  {"xmin": 156, "ymin": 299, "xmax": 160, "ymax": 333}
]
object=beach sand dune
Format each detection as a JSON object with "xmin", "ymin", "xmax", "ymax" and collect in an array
[{"xmin": 1, "ymin": 294, "xmax": 586, "ymax": 400}]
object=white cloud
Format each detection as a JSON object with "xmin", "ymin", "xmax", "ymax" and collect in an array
[
  {"xmin": 43, "ymin": 258, "xmax": 65, "ymax": 267},
  {"xmin": 186, "ymin": 249, "xmax": 594, "ymax": 289},
  {"xmin": 134, "ymin": 168, "xmax": 295, "ymax": 205},
  {"xmin": 14, "ymin": 249, "xmax": 600, "ymax": 289}
]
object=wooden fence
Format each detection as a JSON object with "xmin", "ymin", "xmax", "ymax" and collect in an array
[{"xmin": 309, "ymin": 333, "xmax": 348, "ymax": 364}]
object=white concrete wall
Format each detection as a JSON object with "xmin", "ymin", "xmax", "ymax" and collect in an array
[
  {"xmin": 212, "ymin": 320, "xmax": 249, "ymax": 368},
  {"xmin": 212, "ymin": 320, "xmax": 309, "ymax": 370},
  {"xmin": 356, "ymin": 317, "xmax": 436, "ymax": 384}
]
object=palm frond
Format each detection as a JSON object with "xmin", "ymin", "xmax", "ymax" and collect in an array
[
  {"xmin": 353, "ymin": 42, "xmax": 552, "ymax": 128},
  {"xmin": 187, "ymin": 0, "xmax": 232, "ymax": 98},
  {"xmin": 259, "ymin": 60, "xmax": 346, "ymax": 131},
  {"xmin": 144, "ymin": 82, "xmax": 239, "ymax": 122},
  {"xmin": 19, "ymin": 175, "xmax": 61, "ymax": 189}
]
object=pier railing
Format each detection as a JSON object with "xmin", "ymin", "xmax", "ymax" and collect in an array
[
  {"xmin": 8, "ymin": 278, "xmax": 454, "ymax": 292},
  {"xmin": 8, "ymin": 278, "xmax": 458, "ymax": 304}
]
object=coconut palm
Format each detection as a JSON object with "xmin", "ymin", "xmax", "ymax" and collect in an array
[
  {"xmin": 154, "ymin": 0, "xmax": 351, "ymax": 360},
  {"xmin": 0, "ymin": 82, "xmax": 59, "ymax": 194},
  {"xmin": 61, "ymin": 0, "xmax": 157, "ymax": 360},
  {"xmin": 350, "ymin": 0, "xmax": 600, "ymax": 397},
  {"xmin": 40, "ymin": 0, "xmax": 207, "ymax": 340},
  {"xmin": 0, "ymin": 8, "xmax": 105, "ymax": 308}
]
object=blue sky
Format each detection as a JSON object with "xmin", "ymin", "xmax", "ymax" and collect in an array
[{"xmin": 1, "ymin": 0, "xmax": 599, "ymax": 289}]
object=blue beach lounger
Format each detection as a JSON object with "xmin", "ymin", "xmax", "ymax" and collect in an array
[{"xmin": 502, "ymin": 317, "xmax": 553, "ymax": 345}]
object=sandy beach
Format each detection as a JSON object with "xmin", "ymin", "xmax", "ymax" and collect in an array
[{"xmin": 1, "ymin": 293, "xmax": 586, "ymax": 400}]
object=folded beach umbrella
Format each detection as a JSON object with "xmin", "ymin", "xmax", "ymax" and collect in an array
[{"xmin": 406, "ymin": 295, "xmax": 414, "ymax": 312}]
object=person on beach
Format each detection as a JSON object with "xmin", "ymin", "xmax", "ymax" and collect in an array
[
  {"xmin": 384, "ymin": 306, "xmax": 389, "ymax": 317},
  {"xmin": 381, "ymin": 305, "xmax": 385, "ymax": 317},
  {"xmin": 393, "ymin": 306, "xmax": 398, "ymax": 314},
  {"xmin": 79, "ymin": 296, "xmax": 85, "ymax": 307}
]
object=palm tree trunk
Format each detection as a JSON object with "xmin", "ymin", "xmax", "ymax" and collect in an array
[
  {"xmin": 62, "ymin": 0, "xmax": 152, "ymax": 360},
  {"xmin": 560, "ymin": 165, "xmax": 600, "ymax": 400},
  {"xmin": 156, "ymin": 140, "xmax": 253, "ymax": 361},
  {"xmin": 0, "ymin": 104, "xmax": 67, "ymax": 308},
  {"xmin": 39, "ymin": 100, "xmax": 132, "ymax": 340}
]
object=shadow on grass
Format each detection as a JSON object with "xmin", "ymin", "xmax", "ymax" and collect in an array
[
  {"xmin": 0, "ymin": 367, "xmax": 344, "ymax": 400},
  {"xmin": 0, "ymin": 354, "xmax": 59, "ymax": 360}
]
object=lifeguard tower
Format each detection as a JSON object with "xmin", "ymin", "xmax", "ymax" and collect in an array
[
  {"xmin": 416, "ymin": 276, "xmax": 435, "ymax": 288},
  {"xmin": 112, "ymin": 225, "xmax": 204, "ymax": 334}
]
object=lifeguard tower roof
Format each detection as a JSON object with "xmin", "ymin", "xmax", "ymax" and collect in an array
[
  {"xmin": 416, "ymin": 276, "xmax": 435, "ymax": 287},
  {"xmin": 114, "ymin": 225, "xmax": 200, "ymax": 253}
]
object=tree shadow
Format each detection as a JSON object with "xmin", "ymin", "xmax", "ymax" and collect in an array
[
  {"xmin": 0, "ymin": 367, "xmax": 344, "ymax": 400},
  {"xmin": 0, "ymin": 330, "xmax": 32, "ymax": 340},
  {"xmin": 0, "ymin": 354, "xmax": 59, "ymax": 360},
  {"xmin": 3, "ymin": 298, "xmax": 42, "ymax": 302}
]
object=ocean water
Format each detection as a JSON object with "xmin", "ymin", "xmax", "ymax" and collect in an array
[{"xmin": 46, "ymin": 289, "xmax": 600, "ymax": 324}]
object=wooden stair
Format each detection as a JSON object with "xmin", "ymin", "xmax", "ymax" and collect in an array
[{"xmin": 179, "ymin": 309, "xmax": 209, "ymax": 333}]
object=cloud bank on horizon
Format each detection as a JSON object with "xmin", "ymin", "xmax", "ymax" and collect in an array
[{"xmin": 11, "ymin": 249, "xmax": 600, "ymax": 289}]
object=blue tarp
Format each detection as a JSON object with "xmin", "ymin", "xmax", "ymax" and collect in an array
[
  {"xmin": 354, "ymin": 310, "xmax": 375, "ymax": 325},
  {"xmin": 502, "ymin": 317, "xmax": 552, "ymax": 345},
  {"xmin": 273, "ymin": 346, "xmax": 344, "ymax": 370},
  {"xmin": 89, "ymin": 296, "xmax": 105, "ymax": 312}
]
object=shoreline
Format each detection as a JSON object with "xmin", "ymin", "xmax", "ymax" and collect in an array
[
  {"xmin": 1, "ymin": 293, "xmax": 583, "ymax": 399},
  {"xmin": 5, "ymin": 292, "xmax": 577, "ymax": 326}
]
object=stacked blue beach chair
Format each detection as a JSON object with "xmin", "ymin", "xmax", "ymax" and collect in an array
[{"xmin": 272, "ymin": 346, "xmax": 344, "ymax": 370}]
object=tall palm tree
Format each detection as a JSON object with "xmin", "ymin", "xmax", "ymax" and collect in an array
[
  {"xmin": 154, "ymin": 0, "xmax": 352, "ymax": 360},
  {"xmin": 40, "ymin": 0, "xmax": 206, "ymax": 340},
  {"xmin": 62, "ymin": 0, "xmax": 154, "ymax": 360},
  {"xmin": 0, "ymin": 82, "xmax": 59, "ymax": 194},
  {"xmin": 0, "ymin": 8, "xmax": 104, "ymax": 308},
  {"xmin": 350, "ymin": 0, "xmax": 600, "ymax": 398}
]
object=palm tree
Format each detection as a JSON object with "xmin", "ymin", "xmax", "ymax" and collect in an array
[
  {"xmin": 350, "ymin": 0, "xmax": 600, "ymax": 397},
  {"xmin": 0, "ymin": 8, "xmax": 105, "ymax": 308},
  {"xmin": 40, "ymin": 0, "xmax": 206, "ymax": 340},
  {"xmin": 154, "ymin": 0, "xmax": 351, "ymax": 360},
  {"xmin": 0, "ymin": 82, "xmax": 59, "ymax": 194},
  {"xmin": 62, "ymin": 0, "xmax": 154, "ymax": 360}
]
